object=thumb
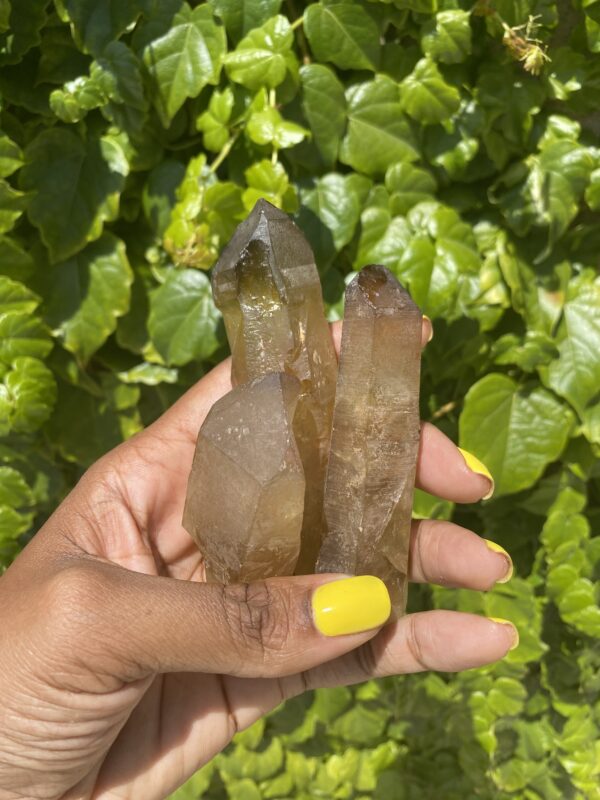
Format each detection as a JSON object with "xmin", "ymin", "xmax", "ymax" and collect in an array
[{"xmin": 47, "ymin": 563, "xmax": 392, "ymax": 679}]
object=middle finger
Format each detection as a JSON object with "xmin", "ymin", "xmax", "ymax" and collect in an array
[{"xmin": 408, "ymin": 519, "xmax": 512, "ymax": 590}]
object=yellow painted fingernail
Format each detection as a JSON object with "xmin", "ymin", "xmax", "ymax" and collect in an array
[
  {"xmin": 312, "ymin": 576, "xmax": 391, "ymax": 637},
  {"xmin": 488, "ymin": 617, "xmax": 519, "ymax": 650},
  {"xmin": 423, "ymin": 315, "xmax": 434, "ymax": 342},
  {"xmin": 458, "ymin": 448, "xmax": 494, "ymax": 499},
  {"xmin": 484, "ymin": 539, "xmax": 513, "ymax": 583}
]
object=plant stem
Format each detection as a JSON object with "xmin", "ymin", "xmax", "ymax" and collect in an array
[
  {"xmin": 287, "ymin": 0, "xmax": 310, "ymax": 62},
  {"xmin": 210, "ymin": 130, "xmax": 241, "ymax": 173}
]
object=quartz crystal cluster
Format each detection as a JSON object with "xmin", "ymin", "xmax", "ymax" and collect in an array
[{"xmin": 183, "ymin": 199, "xmax": 422, "ymax": 615}]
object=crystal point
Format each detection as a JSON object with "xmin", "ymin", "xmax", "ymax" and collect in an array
[
  {"xmin": 212, "ymin": 199, "xmax": 338, "ymax": 573},
  {"xmin": 182, "ymin": 373, "xmax": 305, "ymax": 583},
  {"xmin": 316, "ymin": 265, "xmax": 423, "ymax": 616}
]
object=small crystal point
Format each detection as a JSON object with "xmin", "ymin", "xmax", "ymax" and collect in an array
[
  {"xmin": 316, "ymin": 265, "xmax": 423, "ymax": 615},
  {"xmin": 182, "ymin": 373, "xmax": 305, "ymax": 583},
  {"xmin": 212, "ymin": 199, "xmax": 338, "ymax": 574}
]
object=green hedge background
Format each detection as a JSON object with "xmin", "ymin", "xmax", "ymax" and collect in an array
[{"xmin": 1, "ymin": 0, "xmax": 599, "ymax": 797}]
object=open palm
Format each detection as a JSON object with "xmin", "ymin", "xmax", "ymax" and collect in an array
[{"xmin": 0, "ymin": 324, "xmax": 515, "ymax": 800}]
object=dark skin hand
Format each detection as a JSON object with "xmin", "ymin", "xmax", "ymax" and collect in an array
[{"xmin": 0, "ymin": 321, "xmax": 516, "ymax": 800}]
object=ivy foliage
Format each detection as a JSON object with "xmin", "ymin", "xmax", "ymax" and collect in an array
[{"xmin": 0, "ymin": 0, "xmax": 599, "ymax": 797}]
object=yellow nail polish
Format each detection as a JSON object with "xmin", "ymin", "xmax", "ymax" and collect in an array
[
  {"xmin": 458, "ymin": 447, "xmax": 495, "ymax": 499},
  {"xmin": 484, "ymin": 539, "xmax": 513, "ymax": 583},
  {"xmin": 312, "ymin": 576, "xmax": 391, "ymax": 637},
  {"xmin": 423, "ymin": 315, "xmax": 434, "ymax": 342},
  {"xmin": 488, "ymin": 617, "xmax": 519, "ymax": 650}
]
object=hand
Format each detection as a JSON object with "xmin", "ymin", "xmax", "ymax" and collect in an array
[{"xmin": 0, "ymin": 320, "xmax": 516, "ymax": 800}]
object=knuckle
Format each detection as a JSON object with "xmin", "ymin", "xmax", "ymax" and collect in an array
[
  {"xmin": 222, "ymin": 581, "xmax": 292, "ymax": 665},
  {"xmin": 43, "ymin": 564, "xmax": 111, "ymax": 642}
]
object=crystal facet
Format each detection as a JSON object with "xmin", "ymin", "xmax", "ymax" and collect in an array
[
  {"xmin": 316, "ymin": 265, "xmax": 422, "ymax": 616},
  {"xmin": 182, "ymin": 373, "xmax": 305, "ymax": 583},
  {"xmin": 211, "ymin": 199, "xmax": 338, "ymax": 573}
]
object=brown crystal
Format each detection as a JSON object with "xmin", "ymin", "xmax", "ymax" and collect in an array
[
  {"xmin": 182, "ymin": 373, "xmax": 305, "ymax": 583},
  {"xmin": 211, "ymin": 199, "xmax": 338, "ymax": 574},
  {"xmin": 316, "ymin": 265, "xmax": 423, "ymax": 616}
]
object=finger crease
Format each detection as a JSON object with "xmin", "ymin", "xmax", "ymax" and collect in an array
[
  {"xmin": 355, "ymin": 638, "xmax": 378, "ymax": 680},
  {"xmin": 216, "ymin": 674, "xmax": 241, "ymax": 740},
  {"xmin": 406, "ymin": 616, "xmax": 430, "ymax": 672}
]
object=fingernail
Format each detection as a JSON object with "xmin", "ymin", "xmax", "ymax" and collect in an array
[
  {"xmin": 484, "ymin": 539, "xmax": 513, "ymax": 583},
  {"xmin": 458, "ymin": 447, "xmax": 494, "ymax": 499},
  {"xmin": 312, "ymin": 576, "xmax": 391, "ymax": 637},
  {"xmin": 488, "ymin": 617, "xmax": 519, "ymax": 650},
  {"xmin": 423, "ymin": 315, "xmax": 434, "ymax": 342}
]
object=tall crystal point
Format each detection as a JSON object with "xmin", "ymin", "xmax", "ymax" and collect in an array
[
  {"xmin": 211, "ymin": 199, "xmax": 338, "ymax": 573},
  {"xmin": 182, "ymin": 373, "xmax": 305, "ymax": 584},
  {"xmin": 316, "ymin": 266, "xmax": 422, "ymax": 616}
]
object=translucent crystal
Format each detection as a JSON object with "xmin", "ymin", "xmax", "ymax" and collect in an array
[
  {"xmin": 211, "ymin": 199, "xmax": 337, "ymax": 573},
  {"xmin": 316, "ymin": 266, "xmax": 423, "ymax": 615},
  {"xmin": 182, "ymin": 373, "xmax": 305, "ymax": 583}
]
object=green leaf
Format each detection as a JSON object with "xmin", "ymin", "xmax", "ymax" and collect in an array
[
  {"xmin": 226, "ymin": 780, "xmax": 261, "ymax": 800},
  {"xmin": 491, "ymin": 140, "xmax": 594, "ymax": 253},
  {"xmin": 117, "ymin": 363, "xmax": 178, "ymax": 386},
  {"xmin": 50, "ymin": 73, "xmax": 107, "ymax": 124},
  {"xmin": 208, "ymin": 0, "xmax": 282, "ymax": 42},
  {"xmin": 0, "ymin": 236, "xmax": 35, "ymax": 281},
  {"xmin": 196, "ymin": 87, "xmax": 234, "ymax": 152},
  {"xmin": 459, "ymin": 373, "xmax": 574, "ymax": 495},
  {"xmin": 0, "ymin": 311, "xmax": 52, "ymax": 366},
  {"xmin": 412, "ymin": 488, "xmax": 453, "ymax": 520},
  {"xmin": 224, "ymin": 15, "xmax": 297, "ymax": 90},
  {"xmin": 331, "ymin": 705, "xmax": 390, "ymax": 746},
  {"xmin": 0, "ymin": 179, "xmax": 27, "ymax": 234},
  {"xmin": 148, "ymin": 270, "xmax": 221, "ymax": 366},
  {"xmin": 388, "ymin": 0, "xmax": 437, "ymax": 10},
  {"xmin": 0, "ymin": 466, "xmax": 32, "ymax": 507},
  {"xmin": 93, "ymin": 41, "xmax": 148, "ymax": 133},
  {"xmin": 400, "ymin": 57, "xmax": 461, "ymax": 125},
  {"xmin": 356, "ymin": 207, "xmax": 411, "ymax": 272},
  {"xmin": 340, "ymin": 76, "xmax": 419, "ymax": 176},
  {"xmin": 0, "ymin": 0, "xmax": 48, "ymax": 65},
  {"xmin": 585, "ymin": 167, "xmax": 600, "ymax": 211},
  {"xmin": 545, "ymin": 277, "xmax": 600, "ymax": 416},
  {"xmin": 0, "ymin": 356, "xmax": 56, "ymax": 433},
  {"xmin": 141, "ymin": 3, "xmax": 226, "ymax": 127},
  {"xmin": 304, "ymin": 2, "xmax": 380, "ymax": 71},
  {"xmin": 0, "ymin": 0, "xmax": 10, "ymax": 33},
  {"xmin": 164, "ymin": 160, "xmax": 245, "ymax": 269},
  {"xmin": 20, "ymin": 128, "xmax": 129, "ymax": 263},
  {"xmin": 37, "ymin": 20, "xmax": 91, "ymax": 85},
  {"xmin": 0, "ymin": 135, "xmax": 23, "ymax": 178},
  {"xmin": 300, "ymin": 64, "xmax": 346, "ymax": 167},
  {"xmin": 243, "ymin": 159, "xmax": 297, "ymax": 211},
  {"xmin": 0, "ymin": 276, "xmax": 40, "ymax": 316},
  {"xmin": 0, "ymin": 506, "xmax": 32, "ymax": 559},
  {"xmin": 46, "ymin": 379, "xmax": 122, "ymax": 465},
  {"xmin": 421, "ymin": 10, "xmax": 472, "ymax": 64},
  {"xmin": 43, "ymin": 234, "xmax": 133, "ymax": 364},
  {"xmin": 299, "ymin": 173, "xmax": 362, "ymax": 252},
  {"xmin": 385, "ymin": 162, "xmax": 437, "ymax": 215},
  {"xmin": 487, "ymin": 677, "xmax": 527, "ymax": 716},
  {"xmin": 396, "ymin": 201, "xmax": 481, "ymax": 318},
  {"xmin": 246, "ymin": 106, "xmax": 309, "ymax": 150},
  {"xmin": 492, "ymin": 331, "xmax": 558, "ymax": 372},
  {"xmin": 58, "ymin": 0, "xmax": 142, "ymax": 56},
  {"xmin": 492, "ymin": 759, "xmax": 547, "ymax": 793}
]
